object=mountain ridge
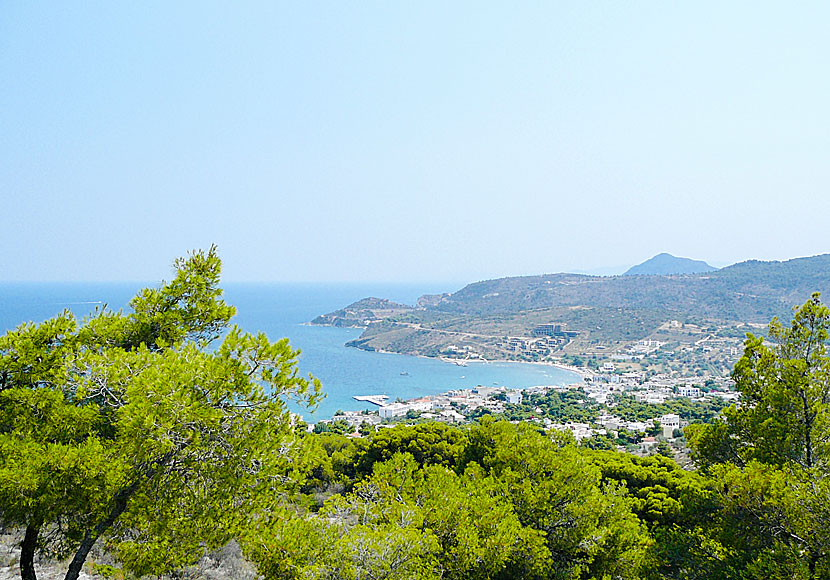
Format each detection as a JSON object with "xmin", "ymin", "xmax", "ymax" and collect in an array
[
  {"xmin": 624, "ymin": 253, "xmax": 717, "ymax": 276},
  {"xmin": 311, "ymin": 253, "xmax": 830, "ymax": 359}
]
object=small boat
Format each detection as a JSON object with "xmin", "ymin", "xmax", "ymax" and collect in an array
[{"xmin": 400, "ymin": 371, "xmax": 409, "ymax": 376}]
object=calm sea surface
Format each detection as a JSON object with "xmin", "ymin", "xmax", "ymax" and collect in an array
[{"xmin": 0, "ymin": 282, "xmax": 580, "ymax": 420}]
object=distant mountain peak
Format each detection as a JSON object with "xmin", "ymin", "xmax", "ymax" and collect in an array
[{"xmin": 624, "ymin": 253, "xmax": 717, "ymax": 276}]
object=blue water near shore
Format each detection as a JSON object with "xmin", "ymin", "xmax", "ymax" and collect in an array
[{"xmin": 0, "ymin": 282, "xmax": 580, "ymax": 420}]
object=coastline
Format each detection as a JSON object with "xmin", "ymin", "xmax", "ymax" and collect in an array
[
  {"xmin": 298, "ymin": 323, "xmax": 588, "ymax": 420},
  {"xmin": 435, "ymin": 355, "xmax": 592, "ymax": 381},
  {"xmin": 348, "ymin": 343, "xmax": 591, "ymax": 383},
  {"xmin": 308, "ymin": 323, "xmax": 592, "ymax": 383}
]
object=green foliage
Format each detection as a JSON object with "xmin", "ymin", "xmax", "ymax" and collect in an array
[
  {"xmin": 579, "ymin": 432, "xmax": 617, "ymax": 450},
  {"xmin": 589, "ymin": 451, "xmax": 716, "ymax": 528},
  {"xmin": 656, "ymin": 440, "xmax": 674, "ymax": 458},
  {"xmin": 0, "ymin": 247, "xmax": 321, "ymax": 580},
  {"xmin": 687, "ymin": 294, "xmax": 830, "ymax": 577},
  {"xmin": 123, "ymin": 248, "xmax": 237, "ymax": 349},
  {"xmin": 244, "ymin": 421, "xmax": 659, "ymax": 580},
  {"xmin": 610, "ymin": 393, "xmax": 729, "ymax": 423},
  {"xmin": 354, "ymin": 422, "xmax": 467, "ymax": 478},
  {"xmin": 11, "ymin": 262, "xmax": 830, "ymax": 579},
  {"xmin": 89, "ymin": 563, "xmax": 124, "ymax": 580},
  {"xmin": 0, "ymin": 312, "xmax": 76, "ymax": 391},
  {"xmin": 727, "ymin": 294, "xmax": 830, "ymax": 469},
  {"xmin": 502, "ymin": 388, "xmax": 601, "ymax": 423},
  {"xmin": 461, "ymin": 419, "xmax": 652, "ymax": 579},
  {"xmin": 247, "ymin": 452, "xmax": 546, "ymax": 580},
  {"xmin": 688, "ymin": 294, "xmax": 830, "ymax": 471},
  {"xmin": 313, "ymin": 419, "xmax": 352, "ymax": 435}
]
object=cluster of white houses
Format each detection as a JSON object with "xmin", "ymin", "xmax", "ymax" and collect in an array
[
  {"xmin": 539, "ymin": 412, "xmax": 682, "ymax": 444},
  {"xmin": 316, "ymin": 371, "xmax": 735, "ymax": 441},
  {"xmin": 372, "ymin": 386, "xmax": 523, "ymax": 421},
  {"xmin": 581, "ymin": 369, "xmax": 738, "ymax": 406}
]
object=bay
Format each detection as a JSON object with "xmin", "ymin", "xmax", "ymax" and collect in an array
[{"xmin": 0, "ymin": 282, "xmax": 581, "ymax": 420}]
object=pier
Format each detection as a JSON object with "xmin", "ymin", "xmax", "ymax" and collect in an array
[{"xmin": 353, "ymin": 394, "xmax": 390, "ymax": 407}]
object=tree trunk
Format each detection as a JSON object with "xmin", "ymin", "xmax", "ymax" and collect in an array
[
  {"xmin": 20, "ymin": 523, "xmax": 40, "ymax": 580},
  {"xmin": 63, "ymin": 478, "xmax": 142, "ymax": 580},
  {"xmin": 64, "ymin": 532, "xmax": 98, "ymax": 580},
  {"xmin": 808, "ymin": 548, "xmax": 819, "ymax": 579}
]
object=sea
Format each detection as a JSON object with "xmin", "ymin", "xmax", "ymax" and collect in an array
[{"xmin": 0, "ymin": 282, "xmax": 581, "ymax": 421}]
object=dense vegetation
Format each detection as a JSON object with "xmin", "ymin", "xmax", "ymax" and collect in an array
[
  {"xmin": 0, "ymin": 249, "xmax": 321, "ymax": 580},
  {"xmin": 496, "ymin": 388, "xmax": 602, "ymax": 423},
  {"xmin": 608, "ymin": 393, "xmax": 729, "ymax": 423},
  {"xmin": 3, "ymin": 251, "xmax": 830, "ymax": 579}
]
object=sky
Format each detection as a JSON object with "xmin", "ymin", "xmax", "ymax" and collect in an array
[{"xmin": 2, "ymin": 2, "xmax": 829, "ymax": 283}]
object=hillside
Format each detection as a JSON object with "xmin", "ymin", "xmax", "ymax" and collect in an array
[
  {"xmin": 310, "ymin": 297, "xmax": 414, "ymax": 327},
  {"xmin": 311, "ymin": 254, "xmax": 830, "ymax": 363},
  {"xmin": 417, "ymin": 254, "xmax": 830, "ymax": 322},
  {"xmin": 624, "ymin": 253, "xmax": 716, "ymax": 276}
]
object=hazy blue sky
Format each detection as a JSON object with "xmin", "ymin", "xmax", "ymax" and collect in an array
[{"xmin": 2, "ymin": 2, "xmax": 829, "ymax": 283}]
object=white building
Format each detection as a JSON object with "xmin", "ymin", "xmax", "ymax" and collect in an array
[
  {"xmin": 626, "ymin": 421, "xmax": 651, "ymax": 433},
  {"xmin": 659, "ymin": 413, "xmax": 681, "ymax": 438},
  {"xmin": 378, "ymin": 403, "xmax": 409, "ymax": 419},
  {"xmin": 597, "ymin": 414, "xmax": 622, "ymax": 431},
  {"xmin": 439, "ymin": 410, "xmax": 466, "ymax": 423},
  {"xmin": 550, "ymin": 422, "xmax": 594, "ymax": 440},
  {"xmin": 331, "ymin": 411, "xmax": 381, "ymax": 428}
]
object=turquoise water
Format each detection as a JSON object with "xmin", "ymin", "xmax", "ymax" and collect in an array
[{"xmin": 0, "ymin": 283, "xmax": 580, "ymax": 419}]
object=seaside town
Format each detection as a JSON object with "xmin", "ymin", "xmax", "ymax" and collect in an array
[
  {"xmin": 309, "ymin": 310, "xmax": 745, "ymax": 454},
  {"xmin": 313, "ymin": 360, "xmax": 739, "ymax": 455}
]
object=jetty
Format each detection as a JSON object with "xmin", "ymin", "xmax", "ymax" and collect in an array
[{"xmin": 353, "ymin": 394, "xmax": 390, "ymax": 407}]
